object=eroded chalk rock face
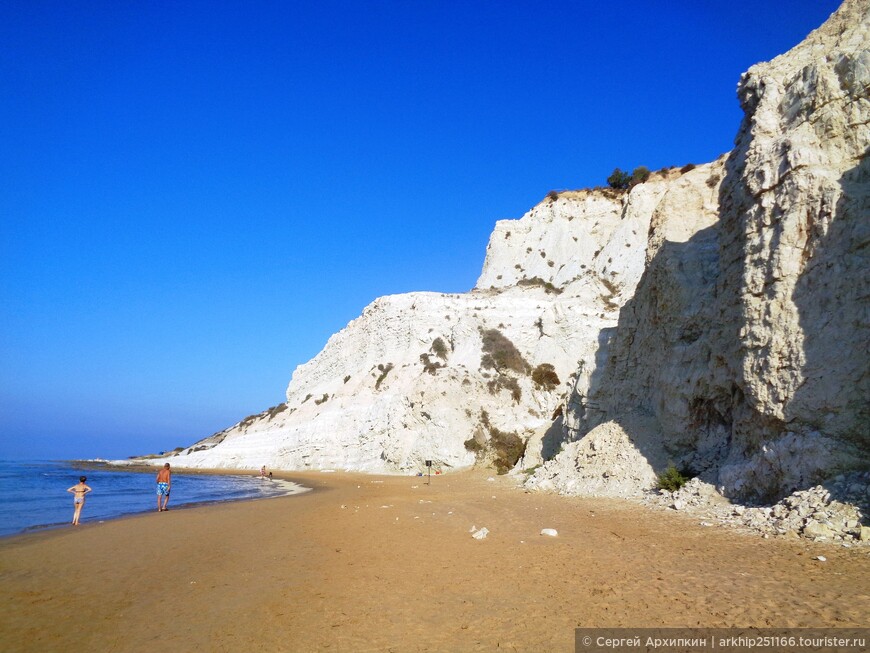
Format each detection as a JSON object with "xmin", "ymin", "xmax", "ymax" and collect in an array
[
  {"xmin": 171, "ymin": 290, "xmax": 581, "ymax": 471},
  {"xmin": 159, "ymin": 196, "xmax": 615, "ymax": 472},
  {"xmin": 527, "ymin": 160, "xmax": 730, "ymax": 494},
  {"xmin": 711, "ymin": 0, "xmax": 870, "ymax": 499},
  {"xmin": 537, "ymin": 0, "xmax": 869, "ymax": 502},
  {"xmin": 166, "ymin": 169, "xmax": 720, "ymax": 473}
]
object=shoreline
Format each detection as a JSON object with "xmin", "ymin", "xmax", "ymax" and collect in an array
[
  {"xmin": 1, "ymin": 469, "xmax": 868, "ymax": 652},
  {"xmin": 76, "ymin": 460, "xmax": 870, "ymax": 548},
  {"xmin": 11, "ymin": 481, "xmax": 312, "ymax": 540},
  {"xmin": 0, "ymin": 461, "xmax": 313, "ymax": 541}
]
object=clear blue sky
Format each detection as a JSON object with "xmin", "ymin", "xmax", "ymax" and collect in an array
[{"xmin": 0, "ymin": 1, "xmax": 842, "ymax": 460}]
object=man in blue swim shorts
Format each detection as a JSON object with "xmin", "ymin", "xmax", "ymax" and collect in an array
[{"xmin": 156, "ymin": 463, "xmax": 171, "ymax": 512}]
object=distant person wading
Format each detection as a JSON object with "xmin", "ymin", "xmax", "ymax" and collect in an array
[
  {"xmin": 156, "ymin": 463, "xmax": 172, "ymax": 512},
  {"xmin": 66, "ymin": 476, "xmax": 92, "ymax": 526}
]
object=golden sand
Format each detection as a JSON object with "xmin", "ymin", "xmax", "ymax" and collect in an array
[{"xmin": 1, "ymin": 470, "xmax": 867, "ymax": 652}]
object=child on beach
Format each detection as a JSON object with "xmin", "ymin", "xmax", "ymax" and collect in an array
[{"xmin": 66, "ymin": 476, "xmax": 92, "ymax": 526}]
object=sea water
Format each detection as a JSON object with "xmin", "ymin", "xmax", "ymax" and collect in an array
[{"xmin": 0, "ymin": 460, "xmax": 307, "ymax": 537}]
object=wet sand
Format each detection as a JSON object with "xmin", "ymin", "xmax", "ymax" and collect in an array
[{"xmin": 1, "ymin": 470, "xmax": 868, "ymax": 652}]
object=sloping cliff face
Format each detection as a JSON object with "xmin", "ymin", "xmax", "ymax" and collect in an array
[
  {"xmin": 531, "ymin": 0, "xmax": 869, "ymax": 501},
  {"xmin": 166, "ymin": 168, "xmax": 722, "ymax": 472}
]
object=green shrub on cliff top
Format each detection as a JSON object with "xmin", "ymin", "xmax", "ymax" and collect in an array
[{"xmin": 608, "ymin": 166, "xmax": 651, "ymax": 190}]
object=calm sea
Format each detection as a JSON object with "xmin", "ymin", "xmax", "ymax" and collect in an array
[{"xmin": 0, "ymin": 460, "xmax": 308, "ymax": 537}]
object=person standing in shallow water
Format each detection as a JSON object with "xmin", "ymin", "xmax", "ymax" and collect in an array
[
  {"xmin": 67, "ymin": 476, "xmax": 92, "ymax": 526},
  {"xmin": 156, "ymin": 463, "xmax": 171, "ymax": 512}
]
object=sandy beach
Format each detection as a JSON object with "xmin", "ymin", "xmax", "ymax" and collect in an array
[{"xmin": 1, "ymin": 469, "xmax": 868, "ymax": 652}]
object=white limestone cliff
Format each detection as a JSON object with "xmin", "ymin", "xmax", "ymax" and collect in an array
[
  {"xmin": 164, "ymin": 166, "xmax": 721, "ymax": 473},
  {"xmin": 712, "ymin": 0, "xmax": 869, "ymax": 498}
]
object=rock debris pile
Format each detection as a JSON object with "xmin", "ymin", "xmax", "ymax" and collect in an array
[{"xmin": 643, "ymin": 472, "xmax": 870, "ymax": 546}]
